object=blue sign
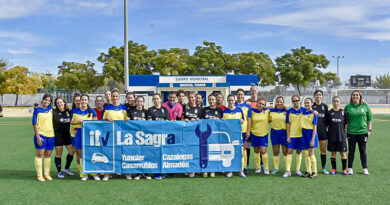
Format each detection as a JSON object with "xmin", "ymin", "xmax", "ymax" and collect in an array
[{"xmin": 82, "ymin": 120, "xmax": 242, "ymax": 174}]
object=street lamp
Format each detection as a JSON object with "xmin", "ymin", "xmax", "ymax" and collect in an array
[
  {"xmin": 124, "ymin": 0, "xmax": 129, "ymax": 92},
  {"xmin": 332, "ymin": 56, "xmax": 344, "ymax": 78}
]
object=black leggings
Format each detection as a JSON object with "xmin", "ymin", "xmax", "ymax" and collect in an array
[{"xmin": 347, "ymin": 133, "xmax": 368, "ymax": 169}]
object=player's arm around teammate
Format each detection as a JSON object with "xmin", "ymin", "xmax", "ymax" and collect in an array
[
  {"xmin": 326, "ymin": 96, "xmax": 348, "ymax": 175},
  {"xmin": 284, "ymin": 95, "xmax": 305, "ymax": 178},
  {"xmin": 70, "ymin": 94, "xmax": 98, "ymax": 181},
  {"xmin": 313, "ymin": 90, "xmax": 330, "ymax": 174},
  {"xmin": 302, "ymin": 98, "xmax": 319, "ymax": 178},
  {"xmin": 222, "ymin": 94, "xmax": 246, "ymax": 178},
  {"xmin": 247, "ymin": 98, "xmax": 270, "ymax": 175},
  {"xmin": 269, "ymin": 96, "xmax": 288, "ymax": 175},
  {"xmin": 102, "ymin": 89, "xmax": 130, "ymax": 181},
  {"xmin": 53, "ymin": 97, "xmax": 74, "ymax": 179},
  {"xmin": 33, "ymin": 94, "xmax": 55, "ymax": 181}
]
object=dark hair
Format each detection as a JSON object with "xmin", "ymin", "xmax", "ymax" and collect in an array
[
  {"xmin": 80, "ymin": 94, "xmax": 92, "ymax": 117},
  {"xmin": 72, "ymin": 93, "xmax": 81, "ymax": 109},
  {"xmin": 291, "ymin": 95, "xmax": 300, "ymax": 101},
  {"xmin": 95, "ymin": 95, "xmax": 104, "ymax": 101},
  {"xmin": 169, "ymin": 91, "xmax": 177, "ymax": 96},
  {"xmin": 176, "ymin": 89, "xmax": 186, "ymax": 97},
  {"xmin": 236, "ymin": 88, "xmax": 245, "ymax": 95},
  {"xmin": 314, "ymin": 90, "xmax": 323, "ymax": 96},
  {"xmin": 153, "ymin": 93, "xmax": 161, "ymax": 98},
  {"xmin": 227, "ymin": 94, "xmax": 235, "ymax": 99},
  {"xmin": 305, "ymin": 97, "xmax": 313, "ymax": 103},
  {"xmin": 55, "ymin": 97, "xmax": 70, "ymax": 112},
  {"xmin": 208, "ymin": 93, "xmax": 216, "ymax": 99},
  {"xmin": 126, "ymin": 91, "xmax": 135, "ymax": 98},
  {"xmin": 135, "ymin": 96, "xmax": 145, "ymax": 109},
  {"xmin": 196, "ymin": 93, "xmax": 204, "ymax": 99},
  {"xmin": 332, "ymin": 96, "xmax": 340, "ymax": 101},
  {"xmin": 42, "ymin": 94, "xmax": 53, "ymax": 105}
]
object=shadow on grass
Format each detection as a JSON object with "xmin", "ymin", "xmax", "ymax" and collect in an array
[{"xmin": 0, "ymin": 170, "xmax": 81, "ymax": 180}]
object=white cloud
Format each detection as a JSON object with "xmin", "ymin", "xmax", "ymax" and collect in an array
[
  {"xmin": 245, "ymin": 1, "xmax": 390, "ymax": 41},
  {"xmin": 198, "ymin": 0, "xmax": 260, "ymax": 13},
  {"xmin": 0, "ymin": 0, "xmax": 47, "ymax": 19},
  {"xmin": 7, "ymin": 48, "xmax": 33, "ymax": 55}
]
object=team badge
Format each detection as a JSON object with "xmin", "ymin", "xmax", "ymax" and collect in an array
[
  {"xmin": 322, "ymin": 106, "xmax": 325, "ymax": 110},
  {"xmin": 162, "ymin": 109, "xmax": 165, "ymax": 113},
  {"xmin": 195, "ymin": 109, "xmax": 198, "ymax": 114},
  {"xmin": 215, "ymin": 111, "xmax": 218, "ymax": 115},
  {"xmin": 361, "ymin": 108, "xmax": 365, "ymax": 113}
]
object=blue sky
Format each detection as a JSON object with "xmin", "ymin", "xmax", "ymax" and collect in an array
[{"xmin": 1, "ymin": 0, "xmax": 390, "ymax": 84}]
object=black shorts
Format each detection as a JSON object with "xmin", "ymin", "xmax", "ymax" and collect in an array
[
  {"xmin": 54, "ymin": 134, "xmax": 72, "ymax": 146},
  {"xmin": 327, "ymin": 140, "xmax": 347, "ymax": 152},
  {"xmin": 318, "ymin": 129, "xmax": 328, "ymax": 140}
]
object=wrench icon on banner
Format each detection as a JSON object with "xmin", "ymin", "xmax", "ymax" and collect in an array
[{"xmin": 195, "ymin": 124, "xmax": 212, "ymax": 169}]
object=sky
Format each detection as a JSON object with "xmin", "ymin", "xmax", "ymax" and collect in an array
[{"xmin": 1, "ymin": 0, "xmax": 390, "ymax": 84}]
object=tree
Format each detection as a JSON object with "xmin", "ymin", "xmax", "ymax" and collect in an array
[
  {"xmin": 0, "ymin": 66, "xmax": 42, "ymax": 106},
  {"xmin": 97, "ymin": 41, "xmax": 156, "ymax": 83},
  {"xmin": 186, "ymin": 41, "xmax": 231, "ymax": 75},
  {"xmin": 373, "ymin": 73, "xmax": 390, "ymax": 89},
  {"xmin": 0, "ymin": 58, "xmax": 9, "ymax": 71},
  {"xmin": 275, "ymin": 46, "xmax": 331, "ymax": 95},
  {"xmin": 56, "ymin": 61, "xmax": 104, "ymax": 93},
  {"xmin": 234, "ymin": 52, "xmax": 276, "ymax": 87},
  {"xmin": 373, "ymin": 73, "xmax": 390, "ymax": 104},
  {"xmin": 151, "ymin": 48, "xmax": 190, "ymax": 75},
  {"xmin": 38, "ymin": 72, "xmax": 57, "ymax": 93}
]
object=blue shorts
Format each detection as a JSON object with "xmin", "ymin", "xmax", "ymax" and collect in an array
[
  {"xmin": 242, "ymin": 133, "xmax": 250, "ymax": 144},
  {"xmin": 34, "ymin": 135, "xmax": 54, "ymax": 150},
  {"xmin": 288, "ymin": 137, "xmax": 304, "ymax": 150},
  {"xmin": 302, "ymin": 129, "xmax": 319, "ymax": 149},
  {"xmin": 251, "ymin": 133, "xmax": 268, "ymax": 147},
  {"xmin": 72, "ymin": 128, "xmax": 82, "ymax": 150},
  {"xmin": 270, "ymin": 129, "xmax": 287, "ymax": 146}
]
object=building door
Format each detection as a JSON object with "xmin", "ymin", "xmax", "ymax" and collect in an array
[{"xmin": 162, "ymin": 91, "xmax": 169, "ymax": 104}]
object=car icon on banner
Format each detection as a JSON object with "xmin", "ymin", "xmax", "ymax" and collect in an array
[
  {"xmin": 208, "ymin": 131, "xmax": 240, "ymax": 167},
  {"xmin": 91, "ymin": 153, "xmax": 109, "ymax": 163}
]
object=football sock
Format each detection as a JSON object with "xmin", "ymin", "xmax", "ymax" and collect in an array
[
  {"xmin": 55, "ymin": 157, "xmax": 61, "ymax": 173},
  {"xmin": 286, "ymin": 154, "xmax": 292, "ymax": 172},
  {"xmin": 331, "ymin": 158, "xmax": 337, "ymax": 170},
  {"xmin": 35, "ymin": 157, "xmax": 43, "ymax": 178},
  {"xmin": 44, "ymin": 157, "xmax": 51, "ymax": 177},
  {"xmin": 243, "ymin": 149, "xmax": 248, "ymax": 169},
  {"xmin": 342, "ymin": 159, "xmax": 347, "ymax": 170},
  {"xmin": 310, "ymin": 155, "xmax": 317, "ymax": 173},
  {"xmin": 65, "ymin": 154, "xmax": 74, "ymax": 170},
  {"xmin": 296, "ymin": 153, "xmax": 302, "ymax": 171},
  {"xmin": 321, "ymin": 154, "xmax": 327, "ymax": 169},
  {"xmin": 273, "ymin": 156, "xmax": 280, "ymax": 170},
  {"xmin": 262, "ymin": 153, "xmax": 269, "ymax": 170},
  {"xmin": 254, "ymin": 152, "xmax": 261, "ymax": 169}
]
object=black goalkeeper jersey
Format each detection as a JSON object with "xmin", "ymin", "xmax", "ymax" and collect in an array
[
  {"xmin": 312, "ymin": 102, "xmax": 328, "ymax": 136},
  {"xmin": 129, "ymin": 108, "xmax": 148, "ymax": 121},
  {"xmin": 201, "ymin": 107, "xmax": 222, "ymax": 119},
  {"xmin": 147, "ymin": 106, "xmax": 169, "ymax": 121},
  {"xmin": 183, "ymin": 105, "xmax": 202, "ymax": 120},
  {"xmin": 326, "ymin": 108, "xmax": 347, "ymax": 142}
]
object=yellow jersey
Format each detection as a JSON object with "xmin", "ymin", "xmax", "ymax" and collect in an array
[
  {"xmin": 250, "ymin": 108, "xmax": 270, "ymax": 137},
  {"xmin": 32, "ymin": 106, "xmax": 54, "ymax": 137}
]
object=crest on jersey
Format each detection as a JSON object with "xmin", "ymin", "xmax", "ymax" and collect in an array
[{"xmin": 361, "ymin": 108, "xmax": 364, "ymax": 113}]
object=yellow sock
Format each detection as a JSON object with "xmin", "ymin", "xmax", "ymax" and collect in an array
[
  {"xmin": 43, "ymin": 157, "xmax": 51, "ymax": 177},
  {"xmin": 262, "ymin": 153, "xmax": 269, "ymax": 170},
  {"xmin": 273, "ymin": 156, "xmax": 279, "ymax": 170},
  {"xmin": 243, "ymin": 149, "xmax": 248, "ymax": 169},
  {"xmin": 296, "ymin": 153, "xmax": 302, "ymax": 171},
  {"xmin": 78, "ymin": 162, "xmax": 84, "ymax": 178},
  {"xmin": 305, "ymin": 152, "xmax": 311, "ymax": 173},
  {"xmin": 254, "ymin": 152, "xmax": 261, "ymax": 169},
  {"xmin": 286, "ymin": 154, "xmax": 292, "ymax": 172},
  {"xmin": 35, "ymin": 157, "xmax": 43, "ymax": 178},
  {"xmin": 283, "ymin": 155, "xmax": 287, "ymax": 168},
  {"xmin": 310, "ymin": 155, "xmax": 317, "ymax": 173}
]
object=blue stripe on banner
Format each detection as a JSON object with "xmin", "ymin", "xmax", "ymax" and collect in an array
[{"xmin": 82, "ymin": 119, "xmax": 242, "ymax": 174}]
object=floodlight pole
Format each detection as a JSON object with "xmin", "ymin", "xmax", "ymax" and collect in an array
[
  {"xmin": 332, "ymin": 56, "xmax": 344, "ymax": 78},
  {"xmin": 124, "ymin": 0, "xmax": 129, "ymax": 92}
]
